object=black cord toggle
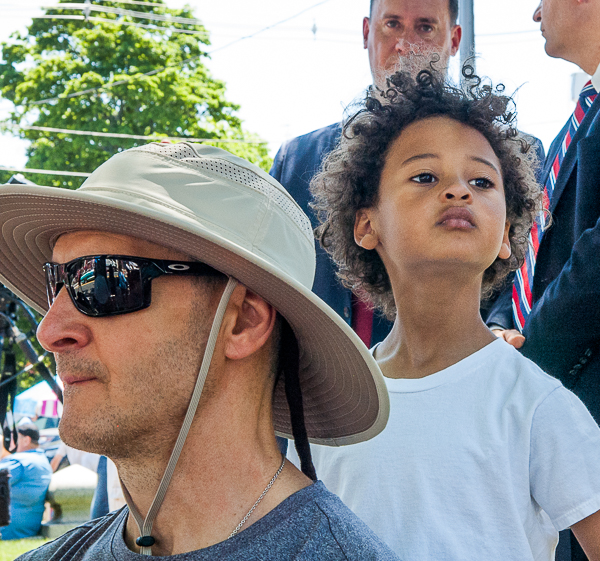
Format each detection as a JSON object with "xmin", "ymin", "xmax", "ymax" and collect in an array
[{"xmin": 136, "ymin": 535, "xmax": 156, "ymax": 548}]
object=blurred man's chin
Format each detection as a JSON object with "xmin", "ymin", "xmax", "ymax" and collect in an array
[{"xmin": 373, "ymin": 49, "xmax": 450, "ymax": 89}]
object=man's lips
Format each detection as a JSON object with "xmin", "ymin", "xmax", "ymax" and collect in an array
[
  {"xmin": 436, "ymin": 207, "xmax": 476, "ymax": 229},
  {"xmin": 61, "ymin": 375, "xmax": 98, "ymax": 386}
]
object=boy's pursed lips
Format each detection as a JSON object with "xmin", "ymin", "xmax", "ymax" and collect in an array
[{"xmin": 436, "ymin": 207, "xmax": 476, "ymax": 229}]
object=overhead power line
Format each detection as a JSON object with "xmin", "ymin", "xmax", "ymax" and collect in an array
[
  {"xmin": 33, "ymin": 14, "xmax": 208, "ymax": 35},
  {"xmin": 0, "ymin": 166, "xmax": 90, "ymax": 177},
  {"xmin": 94, "ymin": 0, "xmax": 173, "ymax": 7},
  {"xmin": 18, "ymin": 125, "xmax": 266, "ymax": 144},
  {"xmin": 29, "ymin": 0, "xmax": 334, "ymax": 106},
  {"xmin": 42, "ymin": 3, "xmax": 206, "ymax": 27}
]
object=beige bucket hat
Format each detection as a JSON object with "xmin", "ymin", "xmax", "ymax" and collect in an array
[{"xmin": 0, "ymin": 142, "xmax": 389, "ymax": 446}]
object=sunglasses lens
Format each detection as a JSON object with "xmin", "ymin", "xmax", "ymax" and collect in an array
[
  {"xmin": 68, "ymin": 257, "xmax": 146, "ymax": 316},
  {"xmin": 43, "ymin": 264, "xmax": 59, "ymax": 307}
]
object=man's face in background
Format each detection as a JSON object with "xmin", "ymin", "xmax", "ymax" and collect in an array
[{"xmin": 364, "ymin": 0, "xmax": 461, "ymax": 87}]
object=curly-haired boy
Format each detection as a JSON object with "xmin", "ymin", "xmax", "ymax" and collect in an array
[{"xmin": 289, "ymin": 70, "xmax": 600, "ymax": 560}]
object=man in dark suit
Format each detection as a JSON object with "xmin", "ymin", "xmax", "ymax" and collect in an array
[
  {"xmin": 270, "ymin": 0, "xmax": 462, "ymax": 348},
  {"xmin": 487, "ymin": 2, "xmax": 600, "ymax": 559},
  {"xmin": 489, "ymin": 2, "xmax": 600, "ymax": 422}
]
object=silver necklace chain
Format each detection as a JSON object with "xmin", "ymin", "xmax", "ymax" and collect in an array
[{"xmin": 228, "ymin": 454, "xmax": 286, "ymax": 539}]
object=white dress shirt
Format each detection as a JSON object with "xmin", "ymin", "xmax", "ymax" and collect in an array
[{"xmin": 591, "ymin": 62, "xmax": 600, "ymax": 92}]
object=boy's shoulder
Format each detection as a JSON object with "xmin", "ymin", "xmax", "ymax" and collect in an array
[{"xmin": 481, "ymin": 338, "xmax": 563, "ymax": 392}]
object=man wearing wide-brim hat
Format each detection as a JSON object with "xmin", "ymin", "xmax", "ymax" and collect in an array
[{"xmin": 0, "ymin": 142, "xmax": 397, "ymax": 559}]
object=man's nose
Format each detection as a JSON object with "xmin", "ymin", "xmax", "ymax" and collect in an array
[
  {"xmin": 36, "ymin": 287, "xmax": 92, "ymax": 353},
  {"xmin": 394, "ymin": 35, "xmax": 411, "ymax": 54},
  {"xmin": 533, "ymin": 2, "xmax": 542, "ymax": 22}
]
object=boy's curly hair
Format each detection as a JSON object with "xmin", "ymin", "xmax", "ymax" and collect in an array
[{"xmin": 311, "ymin": 68, "xmax": 543, "ymax": 319}]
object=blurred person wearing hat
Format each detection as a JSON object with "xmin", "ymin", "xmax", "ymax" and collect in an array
[
  {"xmin": 0, "ymin": 142, "xmax": 396, "ymax": 559},
  {"xmin": 0, "ymin": 421, "xmax": 52, "ymax": 540}
]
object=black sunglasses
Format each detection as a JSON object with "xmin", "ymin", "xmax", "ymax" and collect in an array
[{"xmin": 43, "ymin": 255, "xmax": 224, "ymax": 317}]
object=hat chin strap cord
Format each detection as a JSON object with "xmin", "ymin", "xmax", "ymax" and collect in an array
[{"xmin": 120, "ymin": 278, "xmax": 238, "ymax": 556}]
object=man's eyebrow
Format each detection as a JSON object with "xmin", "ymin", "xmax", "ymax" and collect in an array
[
  {"xmin": 471, "ymin": 156, "xmax": 500, "ymax": 174},
  {"xmin": 381, "ymin": 12, "xmax": 404, "ymax": 20},
  {"xmin": 415, "ymin": 17, "xmax": 439, "ymax": 24},
  {"xmin": 380, "ymin": 14, "xmax": 439, "ymax": 24},
  {"xmin": 401, "ymin": 153, "xmax": 439, "ymax": 166}
]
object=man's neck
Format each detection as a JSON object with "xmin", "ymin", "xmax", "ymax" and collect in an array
[
  {"xmin": 116, "ymin": 395, "xmax": 311, "ymax": 556},
  {"xmin": 376, "ymin": 270, "xmax": 495, "ymax": 380}
]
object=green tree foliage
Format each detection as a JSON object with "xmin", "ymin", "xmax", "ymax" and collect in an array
[
  {"xmin": 0, "ymin": 0, "xmax": 272, "ymax": 188},
  {"xmin": 0, "ymin": 1, "xmax": 272, "ymax": 396}
]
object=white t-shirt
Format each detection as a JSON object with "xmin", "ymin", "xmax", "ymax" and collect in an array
[{"xmin": 289, "ymin": 339, "xmax": 600, "ymax": 561}]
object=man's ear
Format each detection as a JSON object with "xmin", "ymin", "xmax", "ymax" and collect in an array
[
  {"xmin": 223, "ymin": 285, "xmax": 277, "ymax": 361},
  {"xmin": 450, "ymin": 25, "xmax": 462, "ymax": 57},
  {"xmin": 354, "ymin": 209, "xmax": 379, "ymax": 250},
  {"xmin": 498, "ymin": 221, "xmax": 512, "ymax": 260},
  {"xmin": 363, "ymin": 17, "xmax": 370, "ymax": 49}
]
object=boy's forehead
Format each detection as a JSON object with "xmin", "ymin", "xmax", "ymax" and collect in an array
[
  {"xmin": 386, "ymin": 116, "xmax": 500, "ymax": 169},
  {"xmin": 52, "ymin": 230, "xmax": 192, "ymax": 263}
]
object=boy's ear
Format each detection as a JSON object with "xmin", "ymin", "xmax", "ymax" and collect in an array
[
  {"xmin": 354, "ymin": 209, "xmax": 379, "ymax": 250},
  {"xmin": 498, "ymin": 221, "xmax": 511, "ymax": 260}
]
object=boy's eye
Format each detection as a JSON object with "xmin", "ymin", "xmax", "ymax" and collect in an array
[
  {"xmin": 469, "ymin": 177, "xmax": 494, "ymax": 189},
  {"xmin": 411, "ymin": 173, "xmax": 437, "ymax": 184}
]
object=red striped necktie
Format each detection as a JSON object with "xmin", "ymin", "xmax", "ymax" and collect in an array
[{"xmin": 512, "ymin": 80, "xmax": 598, "ymax": 332}]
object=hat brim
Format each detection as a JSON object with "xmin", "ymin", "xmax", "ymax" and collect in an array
[{"xmin": 0, "ymin": 186, "xmax": 389, "ymax": 446}]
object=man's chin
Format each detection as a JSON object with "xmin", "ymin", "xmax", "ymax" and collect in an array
[
  {"xmin": 374, "ymin": 56, "xmax": 450, "ymax": 90},
  {"xmin": 58, "ymin": 414, "xmax": 118, "ymax": 457},
  {"xmin": 59, "ymin": 422, "xmax": 98, "ymax": 455}
]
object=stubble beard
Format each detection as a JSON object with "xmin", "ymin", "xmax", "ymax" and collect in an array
[
  {"xmin": 372, "ymin": 46, "xmax": 450, "ymax": 91},
  {"xmin": 57, "ymin": 303, "xmax": 213, "ymax": 461}
]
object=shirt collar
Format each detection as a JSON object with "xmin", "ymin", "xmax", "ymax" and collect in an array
[{"xmin": 591, "ymin": 62, "xmax": 600, "ymax": 92}]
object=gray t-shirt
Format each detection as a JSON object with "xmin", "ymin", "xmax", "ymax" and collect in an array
[{"xmin": 18, "ymin": 482, "xmax": 399, "ymax": 560}]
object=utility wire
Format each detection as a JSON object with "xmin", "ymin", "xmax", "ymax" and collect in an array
[
  {"xmin": 7, "ymin": 7, "xmax": 540, "ymax": 38},
  {"xmin": 207, "ymin": 0, "xmax": 333, "ymax": 55},
  {"xmin": 0, "ymin": 166, "xmax": 90, "ymax": 177},
  {"xmin": 33, "ymin": 15, "xmax": 208, "ymax": 35},
  {"xmin": 94, "ymin": 0, "xmax": 168, "ymax": 6},
  {"xmin": 42, "ymin": 3, "xmax": 207, "ymax": 27},
  {"xmin": 17, "ymin": 125, "xmax": 266, "ymax": 144},
  {"xmin": 29, "ymin": 0, "xmax": 335, "ymax": 106}
]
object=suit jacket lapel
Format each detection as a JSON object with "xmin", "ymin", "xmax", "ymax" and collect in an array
[{"xmin": 548, "ymin": 95, "xmax": 600, "ymax": 213}]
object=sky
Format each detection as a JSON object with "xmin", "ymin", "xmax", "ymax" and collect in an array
[{"xmin": 0, "ymin": 0, "xmax": 585, "ymax": 176}]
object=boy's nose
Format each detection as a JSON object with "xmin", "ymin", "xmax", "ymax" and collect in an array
[
  {"xmin": 442, "ymin": 181, "xmax": 472, "ymax": 201},
  {"xmin": 533, "ymin": 2, "xmax": 542, "ymax": 22}
]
